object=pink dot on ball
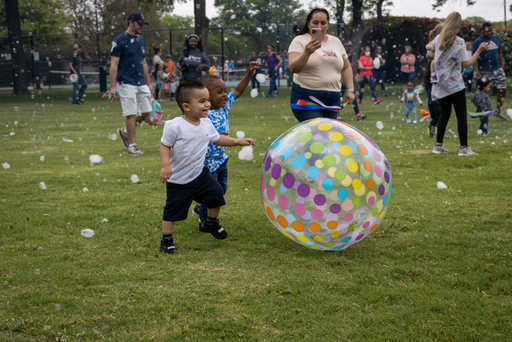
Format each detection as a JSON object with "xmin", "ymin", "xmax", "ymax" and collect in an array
[
  {"xmin": 267, "ymin": 186, "xmax": 275, "ymax": 201},
  {"xmin": 278, "ymin": 195, "xmax": 289, "ymax": 210},
  {"xmin": 326, "ymin": 213, "xmax": 339, "ymax": 222},
  {"xmin": 344, "ymin": 213, "xmax": 353, "ymax": 222},
  {"xmin": 311, "ymin": 209, "xmax": 324, "ymax": 220},
  {"xmin": 375, "ymin": 165, "xmax": 382, "ymax": 177},
  {"xmin": 368, "ymin": 196, "xmax": 375, "ymax": 205},
  {"xmin": 260, "ymin": 177, "xmax": 265, "ymax": 192},
  {"xmin": 293, "ymin": 203, "xmax": 306, "ymax": 216},
  {"xmin": 372, "ymin": 150, "xmax": 381, "ymax": 162},
  {"xmin": 363, "ymin": 221, "xmax": 370, "ymax": 229}
]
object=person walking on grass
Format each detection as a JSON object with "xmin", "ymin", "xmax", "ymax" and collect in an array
[
  {"xmin": 191, "ymin": 62, "xmax": 258, "ymax": 224},
  {"xmin": 427, "ymin": 11, "xmax": 488, "ymax": 157},
  {"xmin": 110, "ymin": 12, "xmax": 153, "ymax": 156},
  {"xmin": 69, "ymin": 43, "xmax": 87, "ymax": 105},
  {"xmin": 358, "ymin": 46, "xmax": 381, "ymax": 105},
  {"xmin": 471, "ymin": 78, "xmax": 493, "ymax": 136},
  {"xmin": 159, "ymin": 80, "xmax": 255, "ymax": 254},
  {"xmin": 372, "ymin": 45, "xmax": 386, "ymax": 97},
  {"xmin": 265, "ymin": 45, "xmax": 283, "ymax": 97},
  {"xmin": 472, "ymin": 23, "xmax": 508, "ymax": 121}
]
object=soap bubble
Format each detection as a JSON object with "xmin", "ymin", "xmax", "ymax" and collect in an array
[
  {"xmin": 256, "ymin": 73, "xmax": 266, "ymax": 83},
  {"xmin": 40, "ymin": 156, "xmax": 45, "ymax": 162},
  {"xmin": 236, "ymin": 131, "xmax": 245, "ymax": 139},
  {"xmin": 238, "ymin": 146, "xmax": 254, "ymax": 161},
  {"xmin": 230, "ymin": 14, "xmax": 236, "ymax": 20},
  {"xmin": 376, "ymin": 121, "xmax": 384, "ymax": 130},
  {"xmin": 130, "ymin": 174, "xmax": 140, "ymax": 183},
  {"xmin": 507, "ymin": 108, "xmax": 512, "ymax": 119},
  {"xmin": 437, "ymin": 181, "xmax": 447, "ymax": 189},
  {"xmin": 89, "ymin": 155, "xmax": 102, "ymax": 164},
  {"xmin": 101, "ymin": 218, "xmax": 109, "ymax": 223},
  {"xmin": 2, "ymin": 163, "xmax": 10, "ymax": 169},
  {"xmin": 34, "ymin": 269, "xmax": 40, "ymax": 275},
  {"xmin": 80, "ymin": 229, "xmax": 94, "ymax": 238},
  {"xmin": 55, "ymin": 304, "xmax": 61, "ymax": 310},
  {"xmin": 83, "ymin": 187, "xmax": 88, "ymax": 192},
  {"xmin": 250, "ymin": 88, "xmax": 259, "ymax": 98},
  {"xmin": 39, "ymin": 182, "xmax": 47, "ymax": 190}
]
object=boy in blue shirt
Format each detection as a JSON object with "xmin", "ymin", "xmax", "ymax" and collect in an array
[
  {"xmin": 159, "ymin": 80, "xmax": 255, "ymax": 254},
  {"xmin": 400, "ymin": 81, "xmax": 423, "ymax": 123},
  {"xmin": 471, "ymin": 78, "xmax": 493, "ymax": 136},
  {"xmin": 110, "ymin": 12, "xmax": 154, "ymax": 156},
  {"xmin": 191, "ymin": 62, "xmax": 258, "ymax": 226}
]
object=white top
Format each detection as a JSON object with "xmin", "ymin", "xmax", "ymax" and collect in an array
[
  {"xmin": 153, "ymin": 55, "xmax": 164, "ymax": 67},
  {"xmin": 431, "ymin": 36, "xmax": 469, "ymax": 100},
  {"xmin": 161, "ymin": 117, "xmax": 220, "ymax": 184},
  {"xmin": 288, "ymin": 34, "xmax": 348, "ymax": 91}
]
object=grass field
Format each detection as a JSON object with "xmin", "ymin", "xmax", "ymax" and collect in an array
[{"xmin": 1, "ymin": 84, "xmax": 511, "ymax": 341}]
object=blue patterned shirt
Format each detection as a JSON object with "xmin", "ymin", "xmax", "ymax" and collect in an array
[{"xmin": 204, "ymin": 92, "xmax": 235, "ymax": 172}]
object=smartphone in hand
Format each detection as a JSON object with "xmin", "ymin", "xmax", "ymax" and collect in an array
[{"xmin": 311, "ymin": 28, "xmax": 322, "ymax": 42}]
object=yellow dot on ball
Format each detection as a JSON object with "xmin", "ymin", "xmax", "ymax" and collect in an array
[
  {"xmin": 297, "ymin": 235, "xmax": 309, "ymax": 243},
  {"xmin": 352, "ymin": 179, "xmax": 362, "ymax": 189},
  {"xmin": 379, "ymin": 211, "xmax": 386, "ymax": 220},
  {"xmin": 342, "ymin": 175, "xmax": 352, "ymax": 187},
  {"xmin": 347, "ymin": 161, "xmax": 358, "ymax": 173},
  {"xmin": 315, "ymin": 159, "xmax": 324, "ymax": 168},
  {"xmin": 309, "ymin": 118, "xmax": 323, "ymax": 125},
  {"xmin": 339, "ymin": 145, "xmax": 352, "ymax": 156},
  {"xmin": 329, "ymin": 132, "xmax": 344, "ymax": 142},
  {"xmin": 328, "ymin": 167, "xmax": 337, "ymax": 177},
  {"xmin": 269, "ymin": 178, "xmax": 276, "ymax": 187},
  {"xmin": 318, "ymin": 123, "xmax": 333, "ymax": 131},
  {"xmin": 330, "ymin": 231, "xmax": 341, "ymax": 238},
  {"xmin": 282, "ymin": 231, "xmax": 294, "ymax": 240},
  {"xmin": 313, "ymin": 235, "xmax": 325, "ymax": 242}
]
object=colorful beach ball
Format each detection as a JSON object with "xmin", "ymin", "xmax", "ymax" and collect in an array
[{"xmin": 260, "ymin": 118, "xmax": 392, "ymax": 251}]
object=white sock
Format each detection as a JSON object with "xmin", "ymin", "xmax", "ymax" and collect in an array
[
  {"xmin": 129, "ymin": 143, "xmax": 137, "ymax": 148},
  {"xmin": 123, "ymin": 127, "xmax": 127, "ymax": 134},
  {"xmin": 431, "ymin": 73, "xmax": 436, "ymax": 77}
]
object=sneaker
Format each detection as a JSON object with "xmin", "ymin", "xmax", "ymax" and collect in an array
[
  {"xmin": 72, "ymin": 102, "xmax": 82, "ymax": 105},
  {"xmin": 127, "ymin": 145, "xmax": 143, "ymax": 155},
  {"xmin": 432, "ymin": 144, "xmax": 449, "ymax": 154},
  {"xmin": 494, "ymin": 111, "xmax": 508, "ymax": 121},
  {"xmin": 431, "ymin": 75, "xmax": 438, "ymax": 83},
  {"xmin": 159, "ymin": 238, "xmax": 175, "ymax": 254},
  {"xmin": 458, "ymin": 146, "xmax": 478, "ymax": 156},
  {"xmin": 78, "ymin": 100, "xmax": 84, "ymax": 104},
  {"xmin": 192, "ymin": 204, "xmax": 200, "ymax": 218},
  {"xmin": 117, "ymin": 128, "xmax": 130, "ymax": 148},
  {"xmin": 198, "ymin": 220, "xmax": 208, "ymax": 232},
  {"xmin": 382, "ymin": 93, "xmax": 387, "ymax": 97},
  {"xmin": 356, "ymin": 113, "xmax": 367, "ymax": 121},
  {"xmin": 482, "ymin": 131, "xmax": 491, "ymax": 136},
  {"xmin": 373, "ymin": 98, "xmax": 381, "ymax": 105},
  {"xmin": 336, "ymin": 114, "xmax": 344, "ymax": 121},
  {"xmin": 406, "ymin": 118, "xmax": 411, "ymax": 123},
  {"xmin": 274, "ymin": 93, "xmax": 279, "ymax": 97},
  {"xmin": 413, "ymin": 120, "xmax": 417, "ymax": 124},
  {"xmin": 200, "ymin": 220, "xmax": 228, "ymax": 240},
  {"xmin": 358, "ymin": 100, "xmax": 363, "ymax": 105}
]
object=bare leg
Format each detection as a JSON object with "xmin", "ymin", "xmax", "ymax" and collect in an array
[
  {"xmin": 125, "ymin": 113, "xmax": 150, "ymax": 145},
  {"xmin": 497, "ymin": 89, "xmax": 506, "ymax": 113},
  {"xmin": 207, "ymin": 207, "xmax": 220, "ymax": 219},
  {"xmin": 162, "ymin": 220, "xmax": 175, "ymax": 235}
]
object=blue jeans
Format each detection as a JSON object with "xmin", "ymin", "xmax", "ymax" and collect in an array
[
  {"xmin": 373, "ymin": 69, "xmax": 386, "ymax": 93},
  {"xmin": 268, "ymin": 69, "xmax": 278, "ymax": 96},
  {"xmin": 358, "ymin": 75, "xmax": 377, "ymax": 100},
  {"xmin": 72, "ymin": 74, "xmax": 88, "ymax": 104},
  {"xmin": 290, "ymin": 82, "xmax": 341, "ymax": 122},
  {"xmin": 251, "ymin": 70, "xmax": 261, "ymax": 90},
  {"xmin": 405, "ymin": 106, "xmax": 417, "ymax": 121},
  {"xmin": 199, "ymin": 160, "xmax": 228, "ymax": 220}
]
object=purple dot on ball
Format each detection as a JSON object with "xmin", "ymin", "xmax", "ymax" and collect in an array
[
  {"xmin": 384, "ymin": 172, "xmax": 390, "ymax": 184},
  {"xmin": 282, "ymin": 173, "xmax": 295, "ymax": 188},
  {"xmin": 314, "ymin": 194, "xmax": 326, "ymax": 206},
  {"xmin": 385, "ymin": 159, "xmax": 391, "ymax": 171},
  {"xmin": 265, "ymin": 156, "xmax": 272, "ymax": 171},
  {"xmin": 330, "ymin": 204, "xmax": 341, "ymax": 214},
  {"xmin": 378, "ymin": 184, "xmax": 385, "ymax": 196},
  {"xmin": 297, "ymin": 184, "xmax": 310, "ymax": 197},
  {"xmin": 356, "ymin": 234, "xmax": 365, "ymax": 241},
  {"xmin": 271, "ymin": 164, "xmax": 281, "ymax": 180}
]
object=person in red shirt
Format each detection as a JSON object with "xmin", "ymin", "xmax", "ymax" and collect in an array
[{"xmin": 358, "ymin": 46, "xmax": 381, "ymax": 105}]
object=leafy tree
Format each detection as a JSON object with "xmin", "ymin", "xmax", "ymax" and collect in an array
[
  {"xmin": 161, "ymin": 14, "xmax": 194, "ymax": 29},
  {"xmin": 433, "ymin": 0, "xmax": 475, "ymax": 11},
  {"xmin": 465, "ymin": 16, "xmax": 486, "ymax": 23}
]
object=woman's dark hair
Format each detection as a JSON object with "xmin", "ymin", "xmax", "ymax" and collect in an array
[
  {"xmin": 476, "ymin": 77, "xmax": 490, "ymax": 91},
  {"xmin": 153, "ymin": 47, "xmax": 161, "ymax": 55},
  {"xmin": 183, "ymin": 34, "xmax": 203, "ymax": 58},
  {"xmin": 297, "ymin": 8, "xmax": 330, "ymax": 36},
  {"xmin": 423, "ymin": 60, "xmax": 432, "ymax": 88}
]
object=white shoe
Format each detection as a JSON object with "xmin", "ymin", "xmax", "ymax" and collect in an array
[
  {"xmin": 458, "ymin": 146, "xmax": 478, "ymax": 156},
  {"xmin": 406, "ymin": 119, "xmax": 411, "ymax": 123},
  {"xmin": 432, "ymin": 145, "xmax": 449, "ymax": 154},
  {"xmin": 413, "ymin": 120, "xmax": 417, "ymax": 124},
  {"xmin": 127, "ymin": 145, "xmax": 143, "ymax": 155}
]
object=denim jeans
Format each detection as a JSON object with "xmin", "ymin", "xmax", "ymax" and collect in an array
[
  {"xmin": 290, "ymin": 82, "xmax": 341, "ymax": 122},
  {"xmin": 72, "ymin": 74, "xmax": 88, "ymax": 104},
  {"xmin": 404, "ymin": 106, "xmax": 417, "ymax": 121},
  {"xmin": 268, "ymin": 69, "xmax": 278, "ymax": 96},
  {"xmin": 373, "ymin": 69, "xmax": 386, "ymax": 92},
  {"xmin": 199, "ymin": 160, "xmax": 228, "ymax": 220},
  {"xmin": 358, "ymin": 75, "xmax": 377, "ymax": 100}
]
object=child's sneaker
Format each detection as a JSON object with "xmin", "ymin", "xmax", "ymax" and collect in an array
[
  {"xmin": 406, "ymin": 118, "xmax": 411, "ymax": 123},
  {"xmin": 413, "ymin": 120, "xmax": 417, "ymax": 124},
  {"xmin": 431, "ymin": 74, "xmax": 438, "ymax": 83},
  {"xmin": 159, "ymin": 238, "xmax": 175, "ymax": 254},
  {"xmin": 198, "ymin": 220, "xmax": 208, "ymax": 232},
  {"xmin": 373, "ymin": 98, "xmax": 381, "ymax": 105},
  {"xmin": 432, "ymin": 144, "xmax": 449, "ymax": 154},
  {"xmin": 356, "ymin": 113, "xmax": 367, "ymax": 121},
  {"xmin": 191, "ymin": 204, "xmax": 200, "ymax": 218},
  {"xmin": 117, "ymin": 127, "xmax": 129, "ymax": 148},
  {"xmin": 458, "ymin": 146, "xmax": 478, "ymax": 156},
  {"xmin": 200, "ymin": 220, "xmax": 228, "ymax": 240}
]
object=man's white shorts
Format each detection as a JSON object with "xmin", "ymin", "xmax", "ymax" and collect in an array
[{"xmin": 117, "ymin": 83, "xmax": 152, "ymax": 116}]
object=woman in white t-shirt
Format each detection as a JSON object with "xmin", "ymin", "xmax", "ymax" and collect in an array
[
  {"xmin": 426, "ymin": 12, "xmax": 488, "ymax": 156},
  {"xmin": 288, "ymin": 8, "xmax": 355, "ymax": 122},
  {"xmin": 153, "ymin": 48, "xmax": 164, "ymax": 81}
]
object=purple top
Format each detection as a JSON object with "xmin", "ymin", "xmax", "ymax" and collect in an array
[{"xmin": 266, "ymin": 52, "xmax": 279, "ymax": 70}]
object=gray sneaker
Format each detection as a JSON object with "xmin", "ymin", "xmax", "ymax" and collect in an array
[
  {"xmin": 432, "ymin": 145, "xmax": 449, "ymax": 154},
  {"xmin": 127, "ymin": 145, "xmax": 143, "ymax": 155},
  {"xmin": 117, "ymin": 127, "xmax": 130, "ymax": 148},
  {"xmin": 458, "ymin": 146, "xmax": 478, "ymax": 156},
  {"xmin": 493, "ymin": 111, "xmax": 508, "ymax": 121}
]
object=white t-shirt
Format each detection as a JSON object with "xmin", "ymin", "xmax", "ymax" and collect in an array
[
  {"xmin": 288, "ymin": 34, "xmax": 348, "ymax": 91},
  {"xmin": 161, "ymin": 117, "xmax": 220, "ymax": 184},
  {"xmin": 153, "ymin": 55, "xmax": 164, "ymax": 67},
  {"xmin": 431, "ymin": 36, "xmax": 469, "ymax": 100}
]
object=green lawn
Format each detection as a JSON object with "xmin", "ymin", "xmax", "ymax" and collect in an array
[{"xmin": 1, "ymin": 85, "xmax": 511, "ymax": 341}]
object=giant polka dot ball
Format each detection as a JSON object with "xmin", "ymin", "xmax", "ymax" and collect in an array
[{"xmin": 260, "ymin": 118, "xmax": 392, "ymax": 251}]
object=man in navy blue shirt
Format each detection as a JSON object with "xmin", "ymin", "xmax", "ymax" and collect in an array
[
  {"xmin": 69, "ymin": 43, "xmax": 88, "ymax": 105},
  {"xmin": 473, "ymin": 23, "xmax": 507, "ymax": 121},
  {"xmin": 110, "ymin": 12, "xmax": 154, "ymax": 155}
]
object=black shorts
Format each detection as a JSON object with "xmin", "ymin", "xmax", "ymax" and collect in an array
[{"xmin": 163, "ymin": 167, "xmax": 226, "ymax": 222}]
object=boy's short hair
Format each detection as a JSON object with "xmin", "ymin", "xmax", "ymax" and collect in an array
[
  {"xmin": 476, "ymin": 77, "xmax": 490, "ymax": 91},
  {"xmin": 175, "ymin": 80, "xmax": 206, "ymax": 112},
  {"xmin": 199, "ymin": 74, "xmax": 222, "ymax": 87},
  {"xmin": 407, "ymin": 81, "xmax": 415, "ymax": 86}
]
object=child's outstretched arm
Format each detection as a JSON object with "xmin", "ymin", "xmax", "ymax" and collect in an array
[
  {"xmin": 462, "ymin": 42, "xmax": 488, "ymax": 69},
  {"xmin": 160, "ymin": 143, "xmax": 172, "ymax": 184},
  {"xmin": 233, "ymin": 62, "xmax": 258, "ymax": 99},
  {"xmin": 214, "ymin": 135, "xmax": 255, "ymax": 147}
]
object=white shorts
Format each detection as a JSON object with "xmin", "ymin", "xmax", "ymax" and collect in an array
[{"xmin": 117, "ymin": 83, "xmax": 152, "ymax": 116}]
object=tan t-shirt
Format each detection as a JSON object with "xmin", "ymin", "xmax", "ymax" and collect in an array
[{"xmin": 288, "ymin": 34, "xmax": 348, "ymax": 91}]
